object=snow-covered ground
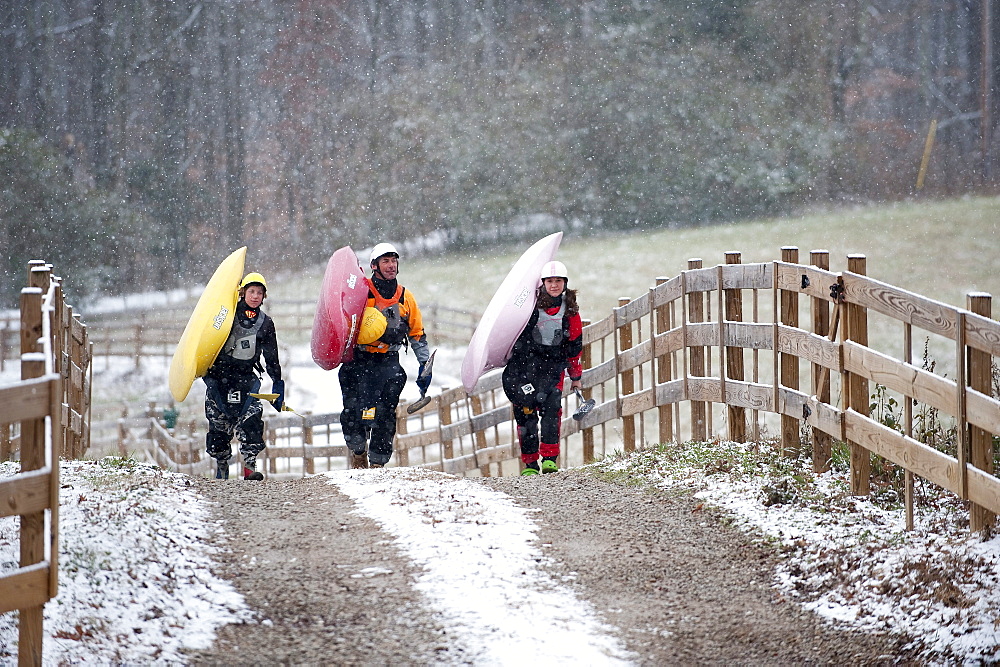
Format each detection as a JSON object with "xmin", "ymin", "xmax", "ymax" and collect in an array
[{"xmin": 2, "ymin": 346, "xmax": 1000, "ymax": 663}]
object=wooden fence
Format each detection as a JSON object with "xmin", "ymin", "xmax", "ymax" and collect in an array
[
  {"xmin": 135, "ymin": 248, "xmax": 1000, "ymax": 534},
  {"xmin": 1, "ymin": 261, "xmax": 93, "ymax": 665},
  {"xmin": 1, "ymin": 299, "xmax": 478, "ymax": 372}
]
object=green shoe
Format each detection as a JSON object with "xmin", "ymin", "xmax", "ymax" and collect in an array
[
  {"xmin": 520, "ymin": 466, "xmax": 540, "ymax": 476},
  {"xmin": 540, "ymin": 459, "xmax": 559, "ymax": 474}
]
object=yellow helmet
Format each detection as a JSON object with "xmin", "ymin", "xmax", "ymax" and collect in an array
[
  {"xmin": 240, "ymin": 272, "xmax": 267, "ymax": 292},
  {"xmin": 357, "ymin": 306, "xmax": 387, "ymax": 345}
]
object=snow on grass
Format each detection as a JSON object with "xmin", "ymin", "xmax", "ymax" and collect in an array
[
  {"xmin": 325, "ymin": 466, "xmax": 636, "ymax": 665},
  {"xmin": 0, "ymin": 458, "xmax": 251, "ymax": 664},
  {"xmin": 595, "ymin": 440, "xmax": 1000, "ymax": 664}
]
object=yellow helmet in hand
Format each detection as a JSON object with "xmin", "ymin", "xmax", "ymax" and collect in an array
[{"xmin": 357, "ymin": 306, "xmax": 387, "ymax": 345}]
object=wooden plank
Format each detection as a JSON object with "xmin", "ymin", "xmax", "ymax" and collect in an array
[
  {"xmin": 967, "ymin": 466, "xmax": 1000, "ymax": 518},
  {"xmin": 469, "ymin": 405, "xmax": 512, "ymax": 432},
  {"xmin": 776, "ymin": 326, "xmax": 839, "ymax": 369},
  {"xmin": 652, "ymin": 327, "xmax": 684, "ymax": 357},
  {"xmin": 650, "ymin": 275, "xmax": 683, "ymax": 309},
  {"xmin": 967, "ymin": 388, "xmax": 1000, "ymax": 435},
  {"xmin": 266, "ymin": 444, "xmax": 350, "ymax": 458},
  {"xmin": 0, "ymin": 562, "xmax": 50, "ymax": 614},
  {"xmin": 965, "ymin": 310, "xmax": 1000, "ymax": 357},
  {"xmin": 578, "ymin": 399, "xmax": 617, "ymax": 428},
  {"xmin": 687, "ymin": 377, "xmax": 722, "ymax": 403},
  {"xmin": 774, "ymin": 261, "xmax": 838, "ymax": 301},
  {"xmin": 842, "ymin": 272, "xmax": 958, "ymax": 339},
  {"xmin": 617, "ymin": 339, "xmax": 652, "ymax": 373},
  {"xmin": 684, "ymin": 266, "xmax": 718, "ymax": 293},
  {"xmin": 614, "ymin": 292, "xmax": 650, "ymax": 327},
  {"xmin": 470, "ymin": 441, "xmax": 515, "ymax": 467},
  {"xmin": 844, "ymin": 409, "xmax": 963, "ymax": 497},
  {"xmin": 722, "ymin": 380, "xmax": 773, "ymax": 412},
  {"xmin": 842, "ymin": 342, "xmax": 957, "ymax": 415},
  {"xmin": 720, "ymin": 262, "xmax": 772, "ymax": 290},
  {"xmin": 723, "ymin": 322, "xmax": 772, "ymax": 350},
  {"xmin": 585, "ymin": 357, "xmax": 618, "ymax": 386},
  {"xmin": 776, "ymin": 386, "xmax": 809, "ymax": 420},
  {"xmin": 583, "ymin": 313, "xmax": 615, "ymax": 344},
  {"xmin": 655, "ymin": 378, "xmax": 686, "ymax": 406},
  {"xmin": 804, "ymin": 395, "xmax": 844, "ymax": 441},
  {"xmin": 396, "ymin": 430, "xmax": 440, "ymax": 450},
  {"xmin": 685, "ymin": 322, "xmax": 718, "ymax": 348},
  {"xmin": 0, "ymin": 376, "xmax": 58, "ymax": 424},
  {"xmin": 621, "ymin": 387, "xmax": 655, "ymax": 417},
  {"xmin": 474, "ymin": 371, "xmax": 504, "ymax": 393},
  {"xmin": 0, "ymin": 468, "xmax": 53, "ymax": 518},
  {"xmin": 440, "ymin": 420, "xmax": 472, "ymax": 441}
]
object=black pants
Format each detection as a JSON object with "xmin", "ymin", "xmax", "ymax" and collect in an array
[
  {"xmin": 204, "ymin": 375, "xmax": 265, "ymax": 467},
  {"xmin": 503, "ymin": 356, "xmax": 565, "ymax": 462},
  {"xmin": 339, "ymin": 351, "xmax": 407, "ymax": 466}
]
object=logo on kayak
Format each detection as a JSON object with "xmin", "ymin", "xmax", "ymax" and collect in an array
[
  {"xmin": 513, "ymin": 287, "xmax": 531, "ymax": 308},
  {"xmin": 347, "ymin": 273, "xmax": 358, "ymax": 289},
  {"xmin": 213, "ymin": 306, "xmax": 230, "ymax": 330},
  {"xmin": 346, "ymin": 313, "xmax": 359, "ymax": 352}
]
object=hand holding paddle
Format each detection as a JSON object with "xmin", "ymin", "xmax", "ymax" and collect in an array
[
  {"xmin": 406, "ymin": 349, "xmax": 436, "ymax": 414},
  {"xmin": 572, "ymin": 388, "xmax": 595, "ymax": 421},
  {"xmin": 250, "ymin": 393, "xmax": 303, "ymax": 417}
]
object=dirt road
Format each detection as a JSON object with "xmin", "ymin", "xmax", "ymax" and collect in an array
[{"xmin": 184, "ymin": 469, "xmax": 914, "ymax": 665}]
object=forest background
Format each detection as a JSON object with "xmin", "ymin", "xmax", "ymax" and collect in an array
[{"xmin": 2, "ymin": 0, "xmax": 998, "ymax": 308}]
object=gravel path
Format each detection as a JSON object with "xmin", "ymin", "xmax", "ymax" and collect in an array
[{"xmin": 184, "ymin": 469, "xmax": 917, "ymax": 665}]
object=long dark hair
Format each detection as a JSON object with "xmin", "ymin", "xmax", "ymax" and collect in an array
[{"xmin": 536, "ymin": 285, "xmax": 579, "ymax": 315}]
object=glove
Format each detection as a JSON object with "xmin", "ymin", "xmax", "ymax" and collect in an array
[
  {"xmin": 271, "ymin": 380, "xmax": 285, "ymax": 411},
  {"xmin": 416, "ymin": 363, "xmax": 432, "ymax": 395}
]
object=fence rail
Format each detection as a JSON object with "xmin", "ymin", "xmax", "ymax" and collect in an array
[
  {"xmin": 2, "ymin": 299, "xmax": 478, "ymax": 371},
  {"xmin": 134, "ymin": 248, "xmax": 1000, "ymax": 535},
  {"xmin": 1, "ymin": 261, "xmax": 92, "ymax": 665}
]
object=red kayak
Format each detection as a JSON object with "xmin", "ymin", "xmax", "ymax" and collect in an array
[{"xmin": 311, "ymin": 246, "xmax": 370, "ymax": 370}]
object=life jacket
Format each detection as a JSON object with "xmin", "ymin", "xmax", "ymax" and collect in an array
[
  {"xmin": 360, "ymin": 284, "xmax": 409, "ymax": 352},
  {"xmin": 522, "ymin": 302, "xmax": 572, "ymax": 362},
  {"xmin": 531, "ymin": 301, "xmax": 566, "ymax": 347},
  {"xmin": 221, "ymin": 308, "xmax": 265, "ymax": 362}
]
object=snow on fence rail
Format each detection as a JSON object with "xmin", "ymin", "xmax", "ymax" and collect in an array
[
  {"xmin": 137, "ymin": 248, "xmax": 1000, "ymax": 534},
  {"xmin": 1, "ymin": 261, "xmax": 93, "ymax": 665}
]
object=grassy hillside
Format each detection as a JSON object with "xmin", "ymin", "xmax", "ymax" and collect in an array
[{"xmin": 339, "ymin": 196, "xmax": 1000, "ymax": 323}]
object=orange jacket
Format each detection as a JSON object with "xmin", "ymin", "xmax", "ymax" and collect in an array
[{"xmin": 358, "ymin": 283, "xmax": 425, "ymax": 354}]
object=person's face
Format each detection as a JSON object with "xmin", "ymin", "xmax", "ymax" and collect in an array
[
  {"xmin": 244, "ymin": 285, "xmax": 265, "ymax": 308},
  {"xmin": 375, "ymin": 255, "xmax": 398, "ymax": 280},
  {"xmin": 544, "ymin": 277, "xmax": 566, "ymax": 297}
]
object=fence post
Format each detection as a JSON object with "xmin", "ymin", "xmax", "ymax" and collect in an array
[
  {"xmin": 778, "ymin": 247, "xmax": 801, "ymax": 457},
  {"xmin": 20, "ymin": 281, "xmax": 46, "ymax": 665},
  {"xmin": 617, "ymin": 298, "xmax": 636, "ymax": 451},
  {"xmin": 653, "ymin": 282, "xmax": 673, "ymax": 445},
  {"xmin": 580, "ymin": 319, "xmax": 596, "ymax": 462},
  {"xmin": 438, "ymin": 395, "xmax": 454, "ymax": 472},
  {"xmin": 967, "ymin": 293, "xmax": 994, "ymax": 533},
  {"xmin": 395, "ymin": 408, "xmax": 411, "ymax": 468},
  {"xmin": 470, "ymin": 395, "xmax": 490, "ymax": 476},
  {"xmin": 686, "ymin": 259, "xmax": 707, "ymax": 441},
  {"xmin": 723, "ymin": 252, "xmax": 747, "ymax": 442},
  {"xmin": 810, "ymin": 250, "xmax": 832, "ymax": 472},
  {"xmin": 845, "ymin": 254, "xmax": 871, "ymax": 496},
  {"xmin": 303, "ymin": 420, "xmax": 315, "ymax": 474}
]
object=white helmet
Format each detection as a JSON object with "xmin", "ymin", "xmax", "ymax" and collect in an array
[
  {"xmin": 369, "ymin": 242, "xmax": 400, "ymax": 266},
  {"xmin": 540, "ymin": 260, "xmax": 568, "ymax": 282}
]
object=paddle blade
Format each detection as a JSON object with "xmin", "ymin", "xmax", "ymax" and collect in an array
[
  {"xmin": 573, "ymin": 389, "xmax": 596, "ymax": 421},
  {"xmin": 406, "ymin": 395, "xmax": 432, "ymax": 414}
]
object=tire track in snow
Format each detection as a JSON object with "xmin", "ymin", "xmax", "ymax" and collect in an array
[{"xmin": 325, "ymin": 467, "xmax": 634, "ymax": 665}]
